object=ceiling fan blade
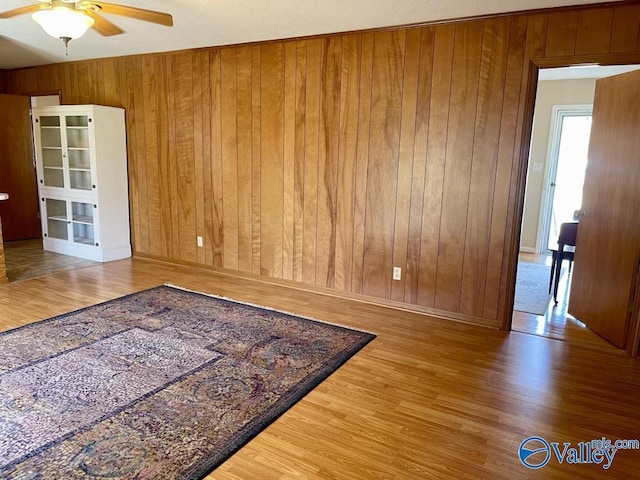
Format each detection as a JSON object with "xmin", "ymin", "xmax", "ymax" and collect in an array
[
  {"xmin": 85, "ymin": 11, "xmax": 124, "ymax": 36},
  {"xmin": 0, "ymin": 4, "xmax": 43, "ymax": 19},
  {"xmin": 91, "ymin": 2, "xmax": 173, "ymax": 26}
]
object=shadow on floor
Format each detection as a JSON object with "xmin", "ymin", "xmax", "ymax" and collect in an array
[{"xmin": 3, "ymin": 239, "xmax": 100, "ymax": 282}]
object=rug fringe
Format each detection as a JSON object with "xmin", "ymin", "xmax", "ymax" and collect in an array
[{"xmin": 163, "ymin": 283, "xmax": 377, "ymax": 336}]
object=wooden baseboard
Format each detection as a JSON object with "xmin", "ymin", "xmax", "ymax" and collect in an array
[{"xmin": 132, "ymin": 253, "xmax": 501, "ymax": 329}]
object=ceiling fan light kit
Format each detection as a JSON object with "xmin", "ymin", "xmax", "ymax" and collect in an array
[
  {"xmin": 32, "ymin": 6, "xmax": 95, "ymax": 42},
  {"xmin": 1, "ymin": 0, "xmax": 173, "ymax": 54}
]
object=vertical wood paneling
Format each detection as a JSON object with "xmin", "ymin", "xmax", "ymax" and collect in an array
[
  {"xmin": 418, "ymin": 24, "xmax": 454, "ymax": 308},
  {"xmin": 165, "ymin": 56, "xmax": 180, "ymax": 259},
  {"xmin": 141, "ymin": 56, "xmax": 161, "ymax": 257},
  {"xmin": 460, "ymin": 18, "xmax": 509, "ymax": 317},
  {"xmin": 65, "ymin": 64, "xmax": 79, "ymax": 103},
  {"xmin": 405, "ymin": 26, "xmax": 435, "ymax": 304},
  {"xmin": 198, "ymin": 51, "xmax": 213, "ymax": 266},
  {"xmin": 316, "ymin": 37, "xmax": 342, "ymax": 289},
  {"xmin": 390, "ymin": 28, "xmax": 421, "ymax": 303},
  {"xmin": 575, "ymin": 8, "xmax": 614, "ymax": 55},
  {"xmin": 362, "ymin": 30, "xmax": 405, "ymax": 299},
  {"xmin": 120, "ymin": 58, "xmax": 141, "ymax": 252},
  {"xmin": 260, "ymin": 43, "xmax": 285, "ymax": 278},
  {"xmin": 334, "ymin": 34, "xmax": 361, "ymax": 292},
  {"xmin": 303, "ymin": 39, "xmax": 322, "ymax": 285},
  {"xmin": 434, "ymin": 21, "xmax": 483, "ymax": 312},
  {"xmin": 237, "ymin": 47, "xmax": 253, "ymax": 273},
  {"xmin": 101, "ymin": 60, "xmax": 120, "ymax": 106},
  {"xmin": 282, "ymin": 42, "xmax": 297, "ymax": 282},
  {"xmin": 193, "ymin": 51, "xmax": 206, "ymax": 265},
  {"xmin": 293, "ymin": 41, "xmax": 307, "ymax": 283},
  {"xmin": 155, "ymin": 56, "xmax": 172, "ymax": 259},
  {"xmin": 351, "ymin": 32, "xmax": 374, "ymax": 294},
  {"xmin": 545, "ymin": 11, "xmax": 578, "ymax": 57},
  {"xmin": 8, "ymin": 3, "xmax": 640, "ymax": 328},
  {"xmin": 221, "ymin": 49, "xmax": 239, "ymax": 270},
  {"xmin": 610, "ymin": 4, "xmax": 640, "ymax": 53},
  {"xmin": 132, "ymin": 58, "xmax": 149, "ymax": 255},
  {"xmin": 251, "ymin": 46, "xmax": 262, "ymax": 275},
  {"xmin": 209, "ymin": 50, "xmax": 224, "ymax": 267},
  {"xmin": 173, "ymin": 55, "xmax": 197, "ymax": 262}
]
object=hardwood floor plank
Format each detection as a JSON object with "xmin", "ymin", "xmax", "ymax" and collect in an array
[{"xmin": 0, "ymin": 258, "xmax": 638, "ymax": 479}]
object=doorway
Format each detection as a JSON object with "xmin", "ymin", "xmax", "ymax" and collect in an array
[{"xmin": 512, "ymin": 64, "xmax": 640, "ymax": 341}]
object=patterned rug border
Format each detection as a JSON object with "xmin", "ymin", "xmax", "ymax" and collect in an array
[
  {"xmin": 2, "ymin": 284, "xmax": 377, "ymax": 479},
  {"xmin": 165, "ymin": 283, "xmax": 378, "ymax": 336}
]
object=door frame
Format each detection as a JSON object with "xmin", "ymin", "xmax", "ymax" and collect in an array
[
  {"xmin": 537, "ymin": 104, "xmax": 592, "ymax": 254},
  {"xmin": 504, "ymin": 53, "xmax": 640, "ymax": 358}
]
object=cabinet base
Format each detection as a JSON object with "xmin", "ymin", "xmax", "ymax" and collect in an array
[{"xmin": 43, "ymin": 238, "xmax": 131, "ymax": 262}]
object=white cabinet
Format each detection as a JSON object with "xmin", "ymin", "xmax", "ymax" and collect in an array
[{"xmin": 33, "ymin": 105, "xmax": 131, "ymax": 262}]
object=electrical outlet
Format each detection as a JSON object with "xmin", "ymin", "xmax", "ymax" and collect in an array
[
  {"xmin": 393, "ymin": 267, "xmax": 402, "ymax": 281},
  {"xmin": 197, "ymin": 236, "xmax": 204, "ymax": 247}
]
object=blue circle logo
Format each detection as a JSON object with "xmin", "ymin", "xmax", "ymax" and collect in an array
[{"xmin": 519, "ymin": 436, "xmax": 551, "ymax": 469}]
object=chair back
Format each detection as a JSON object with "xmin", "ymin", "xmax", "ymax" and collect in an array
[{"xmin": 558, "ymin": 222, "xmax": 578, "ymax": 247}]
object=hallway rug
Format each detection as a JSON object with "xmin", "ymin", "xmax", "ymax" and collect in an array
[
  {"xmin": 0, "ymin": 285, "xmax": 375, "ymax": 479},
  {"xmin": 514, "ymin": 262, "xmax": 563, "ymax": 315}
]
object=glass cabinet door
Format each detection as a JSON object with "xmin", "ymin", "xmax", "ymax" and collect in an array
[
  {"xmin": 44, "ymin": 198, "xmax": 69, "ymax": 241},
  {"xmin": 38, "ymin": 116, "xmax": 65, "ymax": 188},
  {"xmin": 43, "ymin": 199, "xmax": 97, "ymax": 246},
  {"xmin": 36, "ymin": 114, "xmax": 94, "ymax": 193},
  {"xmin": 65, "ymin": 115, "xmax": 93, "ymax": 191},
  {"xmin": 71, "ymin": 201, "xmax": 96, "ymax": 245}
]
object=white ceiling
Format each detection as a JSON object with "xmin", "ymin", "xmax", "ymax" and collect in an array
[
  {"xmin": 539, "ymin": 64, "xmax": 640, "ymax": 80},
  {"xmin": 0, "ymin": 0, "xmax": 623, "ymax": 69}
]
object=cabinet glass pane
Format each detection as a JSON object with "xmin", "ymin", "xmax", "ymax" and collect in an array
[
  {"xmin": 40, "ymin": 127, "xmax": 62, "ymax": 148},
  {"xmin": 40, "ymin": 116, "xmax": 60, "ymax": 127},
  {"xmin": 68, "ymin": 149, "xmax": 90, "ymax": 169},
  {"xmin": 66, "ymin": 128, "xmax": 89, "ymax": 148},
  {"xmin": 72, "ymin": 202, "xmax": 94, "ymax": 224},
  {"xmin": 73, "ymin": 223, "xmax": 95, "ymax": 245},
  {"xmin": 46, "ymin": 199, "xmax": 68, "ymax": 240},
  {"xmin": 72, "ymin": 202, "xmax": 95, "ymax": 244},
  {"xmin": 65, "ymin": 115, "xmax": 89, "ymax": 127},
  {"xmin": 69, "ymin": 170, "xmax": 92, "ymax": 190},
  {"xmin": 42, "ymin": 148, "xmax": 63, "ymax": 168},
  {"xmin": 43, "ymin": 168, "xmax": 64, "ymax": 188}
]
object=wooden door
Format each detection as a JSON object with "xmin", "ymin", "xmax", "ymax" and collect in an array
[
  {"xmin": 568, "ymin": 69, "xmax": 640, "ymax": 349},
  {"xmin": 0, "ymin": 94, "xmax": 41, "ymax": 241}
]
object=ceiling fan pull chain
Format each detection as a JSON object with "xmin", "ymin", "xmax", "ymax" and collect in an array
[{"xmin": 61, "ymin": 36, "xmax": 71, "ymax": 56}]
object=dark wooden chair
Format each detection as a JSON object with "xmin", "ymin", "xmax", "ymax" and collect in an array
[{"xmin": 549, "ymin": 222, "xmax": 579, "ymax": 304}]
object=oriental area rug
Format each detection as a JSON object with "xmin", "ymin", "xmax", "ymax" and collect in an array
[{"xmin": 0, "ymin": 285, "xmax": 375, "ymax": 479}]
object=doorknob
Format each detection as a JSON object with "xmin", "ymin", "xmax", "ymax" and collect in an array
[
  {"xmin": 574, "ymin": 209, "xmax": 585, "ymax": 219},
  {"xmin": 550, "ymin": 182, "xmax": 556, "ymax": 187}
]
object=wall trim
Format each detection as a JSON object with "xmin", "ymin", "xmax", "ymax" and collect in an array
[{"xmin": 132, "ymin": 253, "xmax": 501, "ymax": 329}]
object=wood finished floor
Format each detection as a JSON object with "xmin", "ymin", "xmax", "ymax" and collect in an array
[
  {"xmin": 3, "ymin": 239, "xmax": 100, "ymax": 283},
  {"xmin": 511, "ymin": 253, "xmax": 600, "ymax": 347},
  {"xmin": 0, "ymin": 257, "xmax": 639, "ymax": 479}
]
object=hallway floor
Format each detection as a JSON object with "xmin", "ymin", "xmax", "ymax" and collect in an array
[
  {"xmin": 3, "ymin": 239, "xmax": 99, "ymax": 282},
  {"xmin": 512, "ymin": 252, "xmax": 604, "ymax": 348}
]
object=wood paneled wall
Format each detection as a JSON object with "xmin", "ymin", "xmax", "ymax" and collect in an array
[{"xmin": 5, "ymin": 2, "xmax": 640, "ymax": 327}]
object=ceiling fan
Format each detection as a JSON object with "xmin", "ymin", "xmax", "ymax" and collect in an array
[{"xmin": 0, "ymin": 0, "xmax": 173, "ymax": 51}]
